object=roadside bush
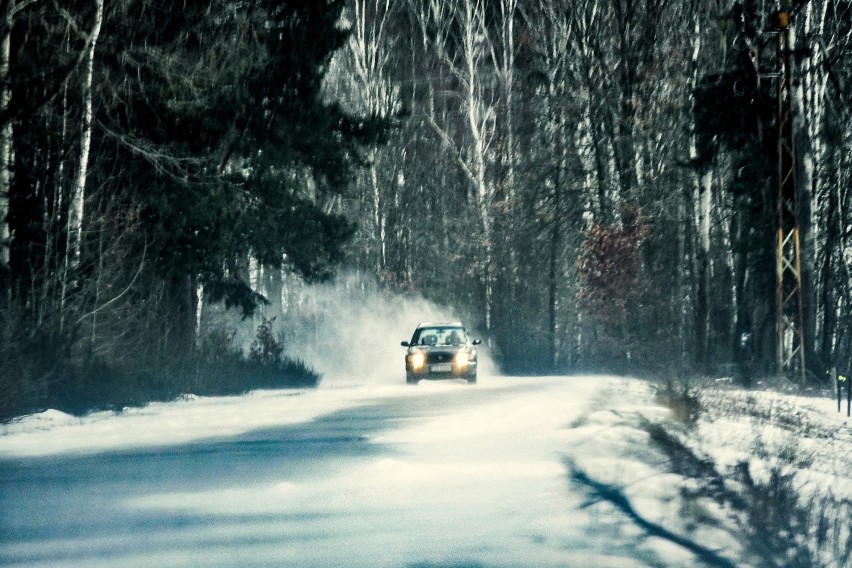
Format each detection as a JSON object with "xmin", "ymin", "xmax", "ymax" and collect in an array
[
  {"xmin": 0, "ymin": 336, "xmax": 52, "ymax": 420},
  {"xmin": 654, "ymin": 378, "xmax": 703, "ymax": 425},
  {"xmin": 248, "ymin": 317, "xmax": 284, "ymax": 366},
  {"xmin": 0, "ymin": 319, "xmax": 319, "ymax": 422},
  {"xmin": 189, "ymin": 319, "xmax": 318, "ymax": 395}
]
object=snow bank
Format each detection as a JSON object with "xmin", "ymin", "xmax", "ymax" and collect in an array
[
  {"xmin": 0, "ymin": 388, "xmax": 363, "ymax": 458},
  {"xmin": 694, "ymin": 388, "xmax": 852, "ymax": 499}
]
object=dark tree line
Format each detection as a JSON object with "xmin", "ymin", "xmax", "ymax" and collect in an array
[
  {"xmin": 1, "ymin": 0, "xmax": 851, "ymax": 418},
  {"xmin": 0, "ymin": 0, "xmax": 385, "ymax": 417},
  {"xmin": 330, "ymin": 0, "xmax": 852, "ymax": 379}
]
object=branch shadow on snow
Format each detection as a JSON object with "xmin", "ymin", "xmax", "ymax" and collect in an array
[
  {"xmin": 641, "ymin": 420, "xmax": 852, "ymax": 568},
  {"xmin": 565, "ymin": 458, "xmax": 738, "ymax": 568}
]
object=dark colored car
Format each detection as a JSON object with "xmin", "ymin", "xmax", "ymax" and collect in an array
[{"xmin": 401, "ymin": 322, "xmax": 481, "ymax": 385}]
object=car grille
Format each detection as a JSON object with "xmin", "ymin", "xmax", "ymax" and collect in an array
[{"xmin": 426, "ymin": 351, "xmax": 456, "ymax": 364}]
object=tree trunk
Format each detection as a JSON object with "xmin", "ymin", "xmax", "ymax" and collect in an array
[
  {"xmin": 370, "ymin": 154, "xmax": 386, "ymax": 273},
  {"xmin": 548, "ymin": 138, "xmax": 564, "ymax": 372},
  {"xmin": 695, "ymin": 168, "xmax": 712, "ymax": 371},
  {"xmin": 461, "ymin": 0, "xmax": 494, "ymax": 335},
  {"xmin": 688, "ymin": 14, "xmax": 711, "ymax": 372},
  {"xmin": 731, "ymin": 198, "xmax": 751, "ymax": 382},
  {"xmin": 416, "ymin": 0, "xmax": 496, "ymax": 334},
  {"xmin": 61, "ymin": 0, "xmax": 104, "ymax": 332},
  {"xmin": 67, "ymin": 0, "xmax": 104, "ymax": 269},
  {"xmin": 496, "ymin": 0, "xmax": 517, "ymax": 350},
  {"xmin": 0, "ymin": 1, "xmax": 13, "ymax": 273},
  {"xmin": 819, "ymin": 174, "xmax": 838, "ymax": 366},
  {"xmin": 170, "ymin": 274, "xmax": 198, "ymax": 358}
]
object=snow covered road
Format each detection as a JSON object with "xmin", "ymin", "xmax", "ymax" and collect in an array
[{"xmin": 4, "ymin": 374, "xmax": 842, "ymax": 567}]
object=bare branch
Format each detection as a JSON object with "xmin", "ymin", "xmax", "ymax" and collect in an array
[{"xmin": 75, "ymin": 241, "xmax": 147, "ymax": 327}]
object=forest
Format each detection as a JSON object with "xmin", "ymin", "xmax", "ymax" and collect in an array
[{"xmin": 1, "ymin": 0, "xmax": 851, "ymax": 418}]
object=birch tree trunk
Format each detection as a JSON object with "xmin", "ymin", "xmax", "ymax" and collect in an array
[
  {"xmin": 67, "ymin": 0, "xmax": 103, "ymax": 270},
  {"xmin": 494, "ymin": 0, "xmax": 517, "ymax": 341},
  {"xmin": 689, "ymin": 15, "xmax": 711, "ymax": 370},
  {"xmin": 369, "ymin": 154, "xmax": 386, "ymax": 272},
  {"xmin": 695, "ymin": 168, "xmax": 712, "ymax": 369},
  {"xmin": 349, "ymin": 0, "xmax": 399, "ymax": 274},
  {"xmin": 819, "ymin": 161, "xmax": 838, "ymax": 364},
  {"xmin": 497, "ymin": 0, "xmax": 517, "ymax": 207},
  {"xmin": 803, "ymin": 0, "xmax": 833, "ymax": 369},
  {"xmin": 0, "ymin": 0, "xmax": 15, "ymax": 273},
  {"xmin": 563, "ymin": 0, "xmax": 612, "ymax": 222},
  {"xmin": 461, "ymin": 0, "xmax": 494, "ymax": 333},
  {"xmin": 611, "ymin": 0, "xmax": 637, "ymax": 198}
]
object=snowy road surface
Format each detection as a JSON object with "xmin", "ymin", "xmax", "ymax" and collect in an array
[{"xmin": 2, "ymin": 376, "xmax": 725, "ymax": 567}]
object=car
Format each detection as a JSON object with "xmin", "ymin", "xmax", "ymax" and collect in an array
[{"xmin": 401, "ymin": 322, "xmax": 481, "ymax": 385}]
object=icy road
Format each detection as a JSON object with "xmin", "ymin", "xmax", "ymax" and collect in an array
[{"xmin": 2, "ymin": 376, "xmax": 728, "ymax": 567}]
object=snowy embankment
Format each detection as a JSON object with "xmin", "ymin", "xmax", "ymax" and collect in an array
[
  {"xmin": 694, "ymin": 386, "xmax": 852, "ymax": 500},
  {"xmin": 683, "ymin": 386, "xmax": 852, "ymax": 566},
  {"xmin": 0, "ymin": 387, "xmax": 381, "ymax": 458},
  {"xmin": 562, "ymin": 379, "xmax": 852, "ymax": 566}
]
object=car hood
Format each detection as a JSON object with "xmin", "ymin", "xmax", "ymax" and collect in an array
[{"xmin": 408, "ymin": 345, "xmax": 471, "ymax": 353}]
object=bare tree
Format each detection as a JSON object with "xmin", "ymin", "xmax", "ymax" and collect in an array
[
  {"xmin": 333, "ymin": 0, "xmax": 402, "ymax": 273},
  {"xmin": 412, "ymin": 0, "xmax": 499, "ymax": 333},
  {"xmin": 0, "ymin": 0, "xmax": 34, "ymax": 272},
  {"xmin": 66, "ymin": 0, "xmax": 103, "ymax": 270}
]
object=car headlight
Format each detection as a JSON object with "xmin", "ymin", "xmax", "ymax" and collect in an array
[
  {"xmin": 409, "ymin": 352, "xmax": 425, "ymax": 370},
  {"xmin": 455, "ymin": 351, "xmax": 469, "ymax": 367}
]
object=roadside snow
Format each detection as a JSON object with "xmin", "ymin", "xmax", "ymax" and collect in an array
[
  {"xmin": 0, "ymin": 388, "xmax": 363, "ymax": 457},
  {"xmin": 549, "ymin": 379, "xmax": 852, "ymax": 567},
  {"xmin": 694, "ymin": 387, "xmax": 852, "ymax": 500},
  {"xmin": 0, "ymin": 378, "xmax": 514, "ymax": 458}
]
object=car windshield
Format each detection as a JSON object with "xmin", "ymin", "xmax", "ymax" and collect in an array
[{"xmin": 412, "ymin": 327, "xmax": 467, "ymax": 347}]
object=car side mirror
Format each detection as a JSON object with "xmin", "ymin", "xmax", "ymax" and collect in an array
[
  {"xmin": 401, "ymin": 341, "xmax": 410, "ymax": 347},
  {"xmin": 472, "ymin": 339, "xmax": 482, "ymax": 345}
]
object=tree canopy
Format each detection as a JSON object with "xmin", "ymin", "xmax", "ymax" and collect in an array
[{"xmin": 0, "ymin": 0, "xmax": 387, "ymax": 409}]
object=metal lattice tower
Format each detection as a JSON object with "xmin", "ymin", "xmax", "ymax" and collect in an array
[{"xmin": 772, "ymin": 9, "xmax": 806, "ymax": 380}]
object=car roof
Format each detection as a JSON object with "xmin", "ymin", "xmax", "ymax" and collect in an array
[{"xmin": 416, "ymin": 321, "xmax": 464, "ymax": 328}]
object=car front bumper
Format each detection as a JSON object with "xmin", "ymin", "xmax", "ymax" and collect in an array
[{"xmin": 407, "ymin": 361, "xmax": 477, "ymax": 382}]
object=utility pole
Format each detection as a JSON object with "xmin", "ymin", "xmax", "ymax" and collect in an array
[{"xmin": 770, "ymin": 8, "xmax": 806, "ymax": 381}]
